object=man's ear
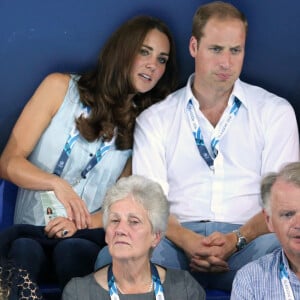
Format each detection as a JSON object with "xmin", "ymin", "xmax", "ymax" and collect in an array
[
  {"xmin": 189, "ymin": 36, "xmax": 198, "ymax": 58},
  {"xmin": 263, "ymin": 208, "xmax": 274, "ymax": 232}
]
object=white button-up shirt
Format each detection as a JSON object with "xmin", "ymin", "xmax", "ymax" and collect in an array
[{"xmin": 133, "ymin": 75, "xmax": 299, "ymax": 224}]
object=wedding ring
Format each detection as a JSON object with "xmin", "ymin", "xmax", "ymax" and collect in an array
[{"xmin": 61, "ymin": 229, "xmax": 69, "ymax": 237}]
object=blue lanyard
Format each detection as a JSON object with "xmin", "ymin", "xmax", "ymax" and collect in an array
[
  {"xmin": 107, "ymin": 262, "xmax": 165, "ymax": 300},
  {"xmin": 186, "ymin": 96, "xmax": 241, "ymax": 170},
  {"xmin": 53, "ymin": 106, "xmax": 115, "ymax": 181},
  {"xmin": 279, "ymin": 252, "xmax": 295, "ymax": 300}
]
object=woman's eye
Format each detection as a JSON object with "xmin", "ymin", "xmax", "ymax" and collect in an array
[
  {"xmin": 110, "ymin": 219, "xmax": 119, "ymax": 224},
  {"xmin": 140, "ymin": 48, "xmax": 149, "ymax": 56},
  {"xmin": 129, "ymin": 219, "xmax": 140, "ymax": 225},
  {"xmin": 158, "ymin": 57, "xmax": 167, "ymax": 64}
]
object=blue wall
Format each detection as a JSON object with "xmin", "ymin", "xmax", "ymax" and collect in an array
[{"xmin": 1, "ymin": 0, "xmax": 299, "ymax": 152}]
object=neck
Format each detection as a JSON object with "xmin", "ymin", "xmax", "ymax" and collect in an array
[
  {"xmin": 288, "ymin": 260, "xmax": 300, "ymax": 280},
  {"xmin": 112, "ymin": 260, "xmax": 153, "ymax": 294},
  {"xmin": 191, "ymin": 83, "xmax": 231, "ymax": 127}
]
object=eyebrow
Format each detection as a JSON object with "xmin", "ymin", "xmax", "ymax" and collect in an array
[
  {"xmin": 142, "ymin": 44, "xmax": 169, "ymax": 57},
  {"xmin": 209, "ymin": 44, "xmax": 243, "ymax": 48}
]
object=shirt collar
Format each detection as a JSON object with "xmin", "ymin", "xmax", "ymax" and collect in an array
[
  {"xmin": 281, "ymin": 248, "xmax": 295, "ymax": 279},
  {"xmin": 184, "ymin": 73, "xmax": 248, "ymax": 110}
]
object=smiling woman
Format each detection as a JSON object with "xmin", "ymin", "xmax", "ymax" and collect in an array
[{"xmin": 62, "ymin": 175, "xmax": 206, "ymax": 300}]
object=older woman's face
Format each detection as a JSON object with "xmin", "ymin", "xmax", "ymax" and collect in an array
[
  {"xmin": 105, "ymin": 195, "xmax": 160, "ymax": 261},
  {"xmin": 130, "ymin": 28, "xmax": 170, "ymax": 93}
]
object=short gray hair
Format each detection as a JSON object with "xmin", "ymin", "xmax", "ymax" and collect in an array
[
  {"xmin": 261, "ymin": 162, "xmax": 300, "ymax": 214},
  {"xmin": 102, "ymin": 175, "xmax": 169, "ymax": 236}
]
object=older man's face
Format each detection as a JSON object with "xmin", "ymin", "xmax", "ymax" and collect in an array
[{"xmin": 265, "ymin": 179, "xmax": 300, "ymax": 265}]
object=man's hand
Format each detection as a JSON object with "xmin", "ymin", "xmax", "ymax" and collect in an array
[
  {"xmin": 185, "ymin": 231, "xmax": 230, "ymax": 273},
  {"xmin": 202, "ymin": 231, "xmax": 237, "ymax": 259},
  {"xmin": 45, "ymin": 217, "xmax": 77, "ymax": 238}
]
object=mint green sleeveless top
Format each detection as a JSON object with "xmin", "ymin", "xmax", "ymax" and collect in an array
[{"xmin": 14, "ymin": 75, "xmax": 131, "ymax": 225}]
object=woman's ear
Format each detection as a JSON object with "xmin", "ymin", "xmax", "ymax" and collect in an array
[{"xmin": 152, "ymin": 232, "xmax": 162, "ymax": 248}]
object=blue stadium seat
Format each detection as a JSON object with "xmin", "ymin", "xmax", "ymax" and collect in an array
[
  {"xmin": 206, "ymin": 289, "xmax": 230, "ymax": 299},
  {"xmin": 0, "ymin": 179, "xmax": 17, "ymax": 231}
]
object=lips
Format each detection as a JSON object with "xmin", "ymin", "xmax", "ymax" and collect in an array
[
  {"xmin": 114, "ymin": 240, "xmax": 130, "ymax": 245},
  {"xmin": 216, "ymin": 73, "xmax": 231, "ymax": 80},
  {"xmin": 139, "ymin": 73, "xmax": 152, "ymax": 81}
]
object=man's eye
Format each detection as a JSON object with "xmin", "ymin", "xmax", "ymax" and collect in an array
[
  {"xmin": 210, "ymin": 47, "xmax": 221, "ymax": 53},
  {"xmin": 281, "ymin": 211, "xmax": 295, "ymax": 218},
  {"xmin": 231, "ymin": 48, "xmax": 242, "ymax": 54}
]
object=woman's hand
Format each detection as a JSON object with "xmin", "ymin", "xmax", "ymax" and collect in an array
[
  {"xmin": 45, "ymin": 217, "xmax": 77, "ymax": 238},
  {"xmin": 53, "ymin": 176, "xmax": 92, "ymax": 230}
]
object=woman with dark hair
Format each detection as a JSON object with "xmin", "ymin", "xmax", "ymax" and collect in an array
[{"xmin": 0, "ymin": 15, "xmax": 178, "ymax": 289}]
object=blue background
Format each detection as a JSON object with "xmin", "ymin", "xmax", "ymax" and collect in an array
[{"xmin": 1, "ymin": 0, "xmax": 299, "ymax": 152}]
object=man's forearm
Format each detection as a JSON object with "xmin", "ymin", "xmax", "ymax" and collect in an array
[
  {"xmin": 239, "ymin": 211, "xmax": 270, "ymax": 243},
  {"xmin": 166, "ymin": 214, "xmax": 203, "ymax": 250}
]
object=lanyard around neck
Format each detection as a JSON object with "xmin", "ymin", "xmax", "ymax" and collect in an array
[
  {"xmin": 280, "ymin": 252, "xmax": 295, "ymax": 300},
  {"xmin": 186, "ymin": 96, "xmax": 241, "ymax": 170},
  {"xmin": 53, "ymin": 106, "xmax": 115, "ymax": 181},
  {"xmin": 107, "ymin": 263, "xmax": 165, "ymax": 300}
]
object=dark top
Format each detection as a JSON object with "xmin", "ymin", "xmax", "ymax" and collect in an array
[{"xmin": 62, "ymin": 268, "xmax": 205, "ymax": 300}]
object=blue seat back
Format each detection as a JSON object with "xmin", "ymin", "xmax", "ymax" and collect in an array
[{"xmin": 0, "ymin": 179, "xmax": 18, "ymax": 231}]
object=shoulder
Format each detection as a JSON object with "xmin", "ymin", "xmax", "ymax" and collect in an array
[
  {"xmin": 166, "ymin": 268, "xmax": 196, "ymax": 282},
  {"xmin": 235, "ymin": 249, "xmax": 280, "ymax": 280},
  {"xmin": 164, "ymin": 268, "xmax": 205, "ymax": 298},
  {"xmin": 41, "ymin": 72, "xmax": 71, "ymax": 90},
  {"xmin": 32, "ymin": 73, "xmax": 73, "ymax": 115},
  {"xmin": 237, "ymin": 80, "xmax": 296, "ymax": 126},
  {"xmin": 136, "ymin": 86, "xmax": 187, "ymax": 129},
  {"xmin": 65, "ymin": 273, "xmax": 95, "ymax": 287},
  {"xmin": 63, "ymin": 273, "xmax": 99, "ymax": 299},
  {"xmin": 140, "ymin": 86, "xmax": 186, "ymax": 117},
  {"xmin": 238, "ymin": 79, "xmax": 293, "ymax": 109}
]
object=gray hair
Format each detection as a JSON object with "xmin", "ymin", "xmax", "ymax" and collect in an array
[
  {"xmin": 102, "ymin": 175, "xmax": 169, "ymax": 236},
  {"xmin": 261, "ymin": 162, "xmax": 300, "ymax": 214}
]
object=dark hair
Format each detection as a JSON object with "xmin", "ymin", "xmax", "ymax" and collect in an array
[
  {"xmin": 76, "ymin": 16, "xmax": 178, "ymax": 149},
  {"xmin": 192, "ymin": 1, "xmax": 248, "ymax": 43}
]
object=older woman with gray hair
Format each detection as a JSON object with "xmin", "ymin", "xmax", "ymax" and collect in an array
[{"xmin": 63, "ymin": 175, "xmax": 205, "ymax": 299}]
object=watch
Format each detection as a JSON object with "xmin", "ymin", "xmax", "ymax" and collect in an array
[{"xmin": 233, "ymin": 229, "xmax": 247, "ymax": 251}]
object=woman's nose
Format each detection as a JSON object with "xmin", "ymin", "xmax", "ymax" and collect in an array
[{"xmin": 146, "ymin": 58, "xmax": 157, "ymax": 72}]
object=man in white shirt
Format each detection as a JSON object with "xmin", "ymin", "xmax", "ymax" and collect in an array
[{"xmin": 132, "ymin": 1, "xmax": 299, "ymax": 291}]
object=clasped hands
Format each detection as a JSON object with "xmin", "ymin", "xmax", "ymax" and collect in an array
[{"xmin": 186, "ymin": 231, "xmax": 237, "ymax": 273}]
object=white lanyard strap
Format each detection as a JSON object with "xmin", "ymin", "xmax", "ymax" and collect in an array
[
  {"xmin": 108, "ymin": 263, "xmax": 165, "ymax": 300},
  {"xmin": 280, "ymin": 252, "xmax": 295, "ymax": 300},
  {"xmin": 186, "ymin": 97, "xmax": 241, "ymax": 170},
  {"xmin": 53, "ymin": 105, "xmax": 115, "ymax": 180}
]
